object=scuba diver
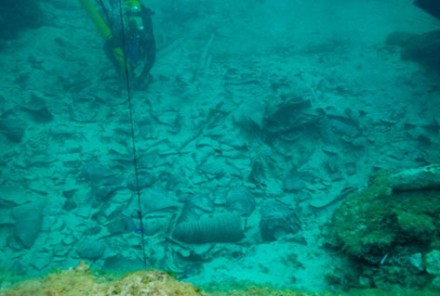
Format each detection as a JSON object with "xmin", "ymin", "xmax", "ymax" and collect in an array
[{"xmin": 79, "ymin": 0, "xmax": 156, "ymax": 87}]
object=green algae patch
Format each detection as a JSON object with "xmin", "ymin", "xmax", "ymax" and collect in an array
[
  {"xmin": 326, "ymin": 171, "xmax": 395, "ymax": 257},
  {"xmin": 325, "ymin": 170, "xmax": 440, "ymax": 290},
  {"xmin": 1, "ymin": 263, "xmax": 438, "ymax": 296},
  {"xmin": 327, "ymin": 171, "xmax": 440, "ymax": 258}
]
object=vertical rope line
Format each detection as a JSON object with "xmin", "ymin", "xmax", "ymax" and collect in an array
[{"xmin": 117, "ymin": 0, "xmax": 147, "ymax": 269}]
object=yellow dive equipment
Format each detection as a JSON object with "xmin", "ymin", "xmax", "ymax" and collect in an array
[
  {"xmin": 124, "ymin": 0, "xmax": 142, "ymax": 12},
  {"xmin": 78, "ymin": 0, "xmax": 127, "ymax": 75}
]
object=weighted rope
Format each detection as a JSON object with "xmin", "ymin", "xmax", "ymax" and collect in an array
[{"xmin": 116, "ymin": 0, "xmax": 147, "ymax": 269}]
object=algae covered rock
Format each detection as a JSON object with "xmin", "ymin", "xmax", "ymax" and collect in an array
[
  {"xmin": 426, "ymin": 250, "xmax": 440, "ymax": 275},
  {"xmin": 76, "ymin": 238, "xmax": 106, "ymax": 260},
  {"xmin": 325, "ymin": 169, "xmax": 440, "ymax": 290},
  {"xmin": 327, "ymin": 170, "xmax": 440, "ymax": 259},
  {"xmin": 390, "ymin": 165, "xmax": 440, "ymax": 191},
  {"xmin": 12, "ymin": 200, "xmax": 45, "ymax": 248},
  {"xmin": 325, "ymin": 171, "xmax": 394, "ymax": 257},
  {"xmin": 425, "ymin": 250, "xmax": 440, "ymax": 290},
  {"xmin": 1, "ymin": 262, "xmax": 439, "ymax": 296},
  {"xmin": 0, "ymin": 262, "xmax": 203, "ymax": 296}
]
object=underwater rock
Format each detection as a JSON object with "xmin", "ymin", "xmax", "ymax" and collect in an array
[
  {"xmin": 177, "ymin": 194, "xmax": 215, "ymax": 223},
  {"xmin": 329, "ymin": 116, "xmax": 360, "ymax": 138},
  {"xmin": 345, "ymin": 162, "xmax": 357, "ymax": 176},
  {"xmin": 0, "ymin": 182, "xmax": 35, "ymax": 206},
  {"xmin": 259, "ymin": 199, "xmax": 301, "ymax": 241},
  {"xmin": 62, "ymin": 197, "xmax": 77, "ymax": 211},
  {"xmin": 137, "ymin": 150, "xmax": 170, "ymax": 169},
  {"xmin": 325, "ymin": 170, "xmax": 440, "ymax": 291},
  {"xmin": 172, "ymin": 212, "xmax": 244, "ymax": 244},
  {"xmin": 141, "ymin": 189, "xmax": 180, "ymax": 213},
  {"xmin": 68, "ymin": 96, "xmax": 100, "ymax": 122},
  {"xmin": 325, "ymin": 172, "xmax": 393, "ymax": 257},
  {"xmin": 414, "ymin": 0, "xmax": 440, "ymax": 20},
  {"xmin": 0, "ymin": 116, "xmax": 26, "ymax": 142},
  {"xmin": 80, "ymin": 161, "xmax": 115, "ymax": 183},
  {"xmin": 386, "ymin": 30, "xmax": 440, "ymax": 73},
  {"xmin": 106, "ymin": 216, "xmax": 135, "ymax": 235},
  {"xmin": 21, "ymin": 93, "xmax": 54, "ymax": 123},
  {"xmin": 426, "ymin": 249, "xmax": 440, "ymax": 289},
  {"xmin": 76, "ymin": 238, "xmax": 106, "ymax": 260},
  {"xmin": 386, "ymin": 31, "xmax": 416, "ymax": 47},
  {"xmin": 262, "ymin": 98, "xmax": 320, "ymax": 143},
  {"xmin": 198, "ymin": 160, "xmax": 227, "ymax": 178},
  {"xmin": 282, "ymin": 174, "xmax": 307, "ymax": 192},
  {"xmin": 103, "ymin": 255, "xmax": 145, "ymax": 272},
  {"xmin": 30, "ymin": 252, "xmax": 52, "ymax": 271},
  {"xmin": 142, "ymin": 216, "xmax": 170, "ymax": 235},
  {"xmin": 0, "ymin": 262, "xmax": 203, "ymax": 295},
  {"xmin": 225, "ymin": 186, "xmax": 256, "ymax": 216},
  {"xmin": 126, "ymin": 170, "xmax": 156, "ymax": 191},
  {"xmin": 309, "ymin": 186, "xmax": 356, "ymax": 209},
  {"xmin": 233, "ymin": 98, "xmax": 266, "ymax": 132},
  {"xmin": 92, "ymin": 186, "xmax": 121, "ymax": 204},
  {"xmin": 390, "ymin": 164, "xmax": 440, "ymax": 191},
  {"xmin": 12, "ymin": 200, "xmax": 45, "ymax": 248},
  {"xmin": 408, "ymin": 252, "xmax": 424, "ymax": 272},
  {"xmin": 0, "ymin": 209, "xmax": 14, "ymax": 225},
  {"xmin": 341, "ymin": 134, "xmax": 368, "ymax": 148},
  {"xmin": 426, "ymin": 250, "xmax": 440, "ymax": 276},
  {"xmin": 0, "ymin": 0, "xmax": 42, "ymax": 42}
]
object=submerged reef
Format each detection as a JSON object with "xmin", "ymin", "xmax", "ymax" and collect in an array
[
  {"xmin": 325, "ymin": 169, "xmax": 440, "ymax": 290},
  {"xmin": 0, "ymin": 262, "xmax": 201, "ymax": 296},
  {"xmin": 1, "ymin": 262, "xmax": 439, "ymax": 296}
]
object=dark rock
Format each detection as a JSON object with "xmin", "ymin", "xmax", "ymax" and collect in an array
[
  {"xmin": 76, "ymin": 238, "xmax": 106, "ymax": 260},
  {"xmin": 21, "ymin": 94, "xmax": 53, "ymax": 123},
  {"xmin": 106, "ymin": 216, "xmax": 134, "ymax": 235},
  {"xmin": 126, "ymin": 170, "xmax": 156, "ymax": 191},
  {"xmin": 414, "ymin": 0, "xmax": 440, "ymax": 20},
  {"xmin": 30, "ymin": 252, "xmax": 52, "ymax": 271},
  {"xmin": 103, "ymin": 255, "xmax": 145, "ymax": 272},
  {"xmin": 0, "ymin": 183, "xmax": 33, "ymax": 207},
  {"xmin": 387, "ymin": 30, "xmax": 440, "ymax": 73},
  {"xmin": 12, "ymin": 200, "xmax": 45, "ymax": 248},
  {"xmin": 68, "ymin": 97, "xmax": 100, "ymax": 122},
  {"xmin": 62, "ymin": 198, "xmax": 77, "ymax": 211},
  {"xmin": 283, "ymin": 176, "xmax": 307, "ymax": 192},
  {"xmin": 0, "ymin": 0, "xmax": 43, "ymax": 42},
  {"xmin": 83, "ymin": 226, "xmax": 102, "ymax": 236},
  {"xmin": 80, "ymin": 161, "xmax": 114, "ymax": 183},
  {"xmin": 141, "ymin": 189, "xmax": 180, "ymax": 213},
  {"xmin": 225, "ymin": 186, "xmax": 256, "ymax": 216},
  {"xmin": 0, "ymin": 117, "xmax": 26, "ymax": 142},
  {"xmin": 386, "ymin": 31, "xmax": 415, "ymax": 47},
  {"xmin": 93, "ymin": 186, "xmax": 119, "ymax": 203},
  {"xmin": 259, "ymin": 200, "xmax": 301, "ymax": 241}
]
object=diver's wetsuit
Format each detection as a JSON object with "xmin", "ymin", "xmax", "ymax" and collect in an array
[{"xmin": 105, "ymin": 1, "xmax": 156, "ymax": 85}]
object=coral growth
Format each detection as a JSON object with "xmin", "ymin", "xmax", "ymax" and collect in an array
[
  {"xmin": 0, "ymin": 261, "xmax": 201, "ymax": 296},
  {"xmin": 325, "ymin": 170, "xmax": 440, "ymax": 290},
  {"xmin": 1, "ymin": 262, "xmax": 439, "ymax": 296}
]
